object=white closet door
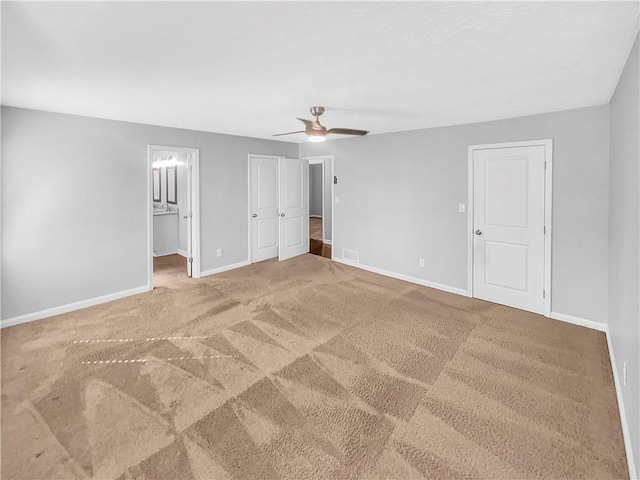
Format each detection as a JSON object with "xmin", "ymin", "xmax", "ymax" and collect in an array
[
  {"xmin": 473, "ymin": 145, "xmax": 546, "ymax": 313},
  {"xmin": 278, "ymin": 158, "xmax": 309, "ymax": 261}
]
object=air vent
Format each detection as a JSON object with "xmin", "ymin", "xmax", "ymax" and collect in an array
[{"xmin": 342, "ymin": 248, "xmax": 360, "ymax": 263}]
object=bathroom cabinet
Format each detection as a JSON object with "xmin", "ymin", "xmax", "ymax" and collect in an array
[{"xmin": 153, "ymin": 211, "xmax": 179, "ymax": 256}]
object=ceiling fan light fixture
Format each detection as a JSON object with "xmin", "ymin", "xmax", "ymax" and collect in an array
[{"xmin": 308, "ymin": 135, "xmax": 326, "ymax": 143}]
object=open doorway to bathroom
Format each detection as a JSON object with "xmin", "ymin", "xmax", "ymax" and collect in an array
[
  {"xmin": 148, "ymin": 145, "xmax": 200, "ymax": 288},
  {"xmin": 306, "ymin": 156, "xmax": 334, "ymax": 259}
]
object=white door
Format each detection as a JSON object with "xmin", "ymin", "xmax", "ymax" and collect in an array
[
  {"xmin": 186, "ymin": 153, "xmax": 193, "ymax": 277},
  {"xmin": 473, "ymin": 145, "xmax": 546, "ymax": 314},
  {"xmin": 250, "ymin": 155, "xmax": 279, "ymax": 262},
  {"xmin": 278, "ymin": 158, "xmax": 309, "ymax": 261}
]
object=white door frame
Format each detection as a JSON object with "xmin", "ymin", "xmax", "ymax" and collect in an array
[
  {"xmin": 467, "ymin": 139, "xmax": 553, "ymax": 317},
  {"xmin": 247, "ymin": 153, "xmax": 283, "ymax": 264},
  {"xmin": 148, "ymin": 145, "xmax": 201, "ymax": 288},
  {"xmin": 304, "ymin": 155, "xmax": 335, "ymax": 256}
]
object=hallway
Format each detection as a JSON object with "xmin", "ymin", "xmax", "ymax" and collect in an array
[{"xmin": 309, "ymin": 217, "xmax": 331, "ymax": 259}]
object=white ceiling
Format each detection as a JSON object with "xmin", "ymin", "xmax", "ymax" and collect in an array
[{"xmin": 2, "ymin": 1, "xmax": 639, "ymax": 142}]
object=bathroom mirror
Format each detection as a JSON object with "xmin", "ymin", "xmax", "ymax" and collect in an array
[
  {"xmin": 152, "ymin": 168, "xmax": 162, "ymax": 202},
  {"xmin": 166, "ymin": 166, "xmax": 177, "ymax": 204}
]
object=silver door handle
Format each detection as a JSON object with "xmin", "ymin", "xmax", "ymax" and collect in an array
[
  {"xmin": 475, "ymin": 230, "xmax": 483, "ymax": 236},
  {"xmin": 280, "ymin": 213, "xmax": 285, "ymax": 217},
  {"xmin": 252, "ymin": 214, "xmax": 257, "ymax": 218}
]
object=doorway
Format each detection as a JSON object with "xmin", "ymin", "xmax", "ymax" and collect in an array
[
  {"xmin": 467, "ymin": 140, "xmax": 552, "ymax": 315},
  {"xmin": 148, "ymin": 145, "xmax": 200, "ymax": 288},
  {"xmin": 248, "ymin": 154, "xmax": 309, "ymax": 263},
  {"xmin": 305, "ymin": 155, "xmax": 334, "ymax": 259}
]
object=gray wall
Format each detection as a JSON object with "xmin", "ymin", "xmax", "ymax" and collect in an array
[
  {"xmin": 1, "ymin": 107, "xmax": 297, "ymax": 321},
  {"xmin": 609, "ymin": 33, "xmax": 639, "ymax": 476},
  {"xmin": 309, "ymin": 164, "xmax": 323, "ymax": 216},
  {"xmin": 300, "ymin": 105, "xmax": 611, "ymax": 323}
]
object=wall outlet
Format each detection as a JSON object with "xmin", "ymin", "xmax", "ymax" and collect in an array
[
  {"xmin": 419, "ymin": 258, "xmax": 425, "ymax": 268},
  {"xmin": 216, "ymin": 248, "xmax": 223, "ymax": 258},
  {"xmin": 623, "ymin": 361, "xmax": 627, "ymax": 387},
  {"xmin": 458, "ymin": 203, "xmax": 466, "ymax": 213}
]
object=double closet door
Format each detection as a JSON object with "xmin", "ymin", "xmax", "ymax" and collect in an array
[{"xmin": 249, "ymin": 155, "xmax": 309, "ymax": 263}]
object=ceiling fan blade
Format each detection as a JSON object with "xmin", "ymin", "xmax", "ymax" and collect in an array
[
  {"xmin": 327, "ymin": 128, "xmax": 369, "ymax": 136},
  {"xmin": 272, "ymin": 130, "xmax": 305, "ymax": 137},
  {"xmin": 297, "ymin": 118, "xmax": 323, "ymax": 131}
]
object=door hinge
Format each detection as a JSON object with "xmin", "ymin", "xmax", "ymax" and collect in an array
[
  {"xmin": 544, "ymin": 226, "xmax": 546, "ymax": 234},
  {"xmin": 188, "ymin": 210, "xmax": 192, "ymax": 218},
  {"xmin": 543, "ymin": 289, "xmax": 546, "ymax": 298},
  {"xmin": 544, "ymin": 161, "xmax": 547, "ymax": 170},
  {"xmin": 189, "ymin": 164, "xmax": 193, "ymax": 172},
  {"xmin": 189, "ymin": 257, "xmax": 193, "ymax": 264}
]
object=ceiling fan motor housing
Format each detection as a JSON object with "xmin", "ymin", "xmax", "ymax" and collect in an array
[{"xmin": 310, "ymin": 106, "xmax": 325, "ymax": 118}]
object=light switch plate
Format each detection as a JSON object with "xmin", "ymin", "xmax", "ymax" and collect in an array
[
  {"xmin": 335, "ymin": 196, "xmax": 340, "ymax": 204},
  {"xmin": 458, "ymin": 203, "xmax": 466, "ymax": 213}
]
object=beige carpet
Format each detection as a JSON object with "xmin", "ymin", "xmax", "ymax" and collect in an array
[
  {"xmin": 153, "ymin": 254, "xmax": 188, "ymax": 287},
  {"xmin": 1, "ymin": 254, "xmax": 628, "ymax": 479},
  {"xmin": 153, "ymin": 253, "xmax": 187, "ymax": 287}
]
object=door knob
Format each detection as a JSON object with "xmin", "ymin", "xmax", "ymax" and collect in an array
[
  {"xmin": 252, "ymin": 214, "xmax": 257, "ymax": 218},
  {"xmin": 280, "ymin": 213, "xmax": 285, "ymax": 217},
  {"xmin": 475, "ymin": 230, "xmax": 483, "ymax": 236}
]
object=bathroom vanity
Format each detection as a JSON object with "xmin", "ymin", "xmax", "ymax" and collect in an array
[{"xmin": 153, "ymin": 209, "xmax": 179, "ymax": 256}]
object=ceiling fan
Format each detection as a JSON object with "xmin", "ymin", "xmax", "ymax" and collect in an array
[{"xmin": 273, "ymin": 106, "xmax": 369, "ymax": 142}]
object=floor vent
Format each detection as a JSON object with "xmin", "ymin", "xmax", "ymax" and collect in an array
[{"xmin": 342, "ymin": 248, "xmax": 360, "ymax": 263}]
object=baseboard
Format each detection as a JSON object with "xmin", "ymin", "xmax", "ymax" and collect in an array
[
  {"xmin": 333, "ymin": 258, "xmax": 469, "ymax": 297},
  {"xmin": 200, "ymin": 260, "xmax": 250, "ymax": 277},
  {"xmin": 177, "ymin": 249, "xmax": 188, "ymax": 258},
  {"xmin": 332, "ymin": 260, "xmax": 611, "ymax": 332},
  {"xmin": 153, "ymin": 251, "xmax": 179, "ymax": 257},
  {"xmin": 1, "ymin": 285, "xmax": 151, "ymax": 329},
  {"xmin": 323, "ymin": 239, "xmax": 332, "ymax": 245},
  {"xmin": 606, "ymin": 330, "xmax": 638, "ymax": 480},
  {"xmin": 309, "ymin": 215, "xmax": 323, "ymax": 218},
  {"xmin": 549, "ymin": 312, "xmax": 608, "ymax": 332}
]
